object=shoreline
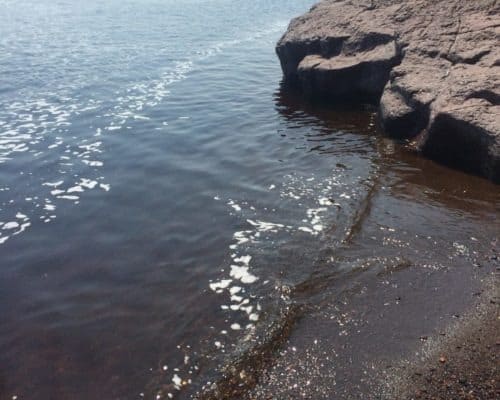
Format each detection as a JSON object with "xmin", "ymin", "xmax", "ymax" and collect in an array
[
  {"xmin": 377, "ymin": 273, "xmax": 499, "ymax": 399},
  {"xmin": 192, "ymin": 212, "xmax": 499, "ymax": 399},
  {"xmin": 272, "ymin": 2, "xmax": 499, "ymax": 396},
  {"xmin": 188, "ymin": 98, "xmax": 500, "ymax": 399}
]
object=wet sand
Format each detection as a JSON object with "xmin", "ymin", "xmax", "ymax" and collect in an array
[
  {"xmin": 181, "ymin": 93, "xmax": 500, "ymax": 400},
  {"xmin": 194, "ymin": 172, "xmax": 499, "ymax": 399},
  {"xmin": 239, "ymin": 245, "xmax": 499, "ymax": 400},
  {"xmin": 379, "ymin": 270, "xmax": 499, "ymax": 400}
]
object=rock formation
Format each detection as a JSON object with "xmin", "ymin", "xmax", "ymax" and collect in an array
[{"xmin": 276, "ymin": 0, "xmax": 500, "ymax": 182}]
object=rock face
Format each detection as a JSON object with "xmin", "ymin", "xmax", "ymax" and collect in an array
[{"xmin": 276, "ymin": 0, "xmax": 500, "ymax": 182}]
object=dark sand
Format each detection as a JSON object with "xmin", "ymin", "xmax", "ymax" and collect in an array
[
  {"xmin": 379, "ymin": 270, "xmax": 499, "ymax": 400},
  {"xmin": 242, "ymin": 229, "xmax": 499, "ymax": 399}
]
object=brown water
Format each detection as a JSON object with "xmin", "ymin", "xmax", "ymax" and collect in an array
[{"xmin": 0, "ymin": 1, "xmax": 498, "ymax": 399}]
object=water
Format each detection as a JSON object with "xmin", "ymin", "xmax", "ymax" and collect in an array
[{"xmin": 0, "ymin": 1, "xmax": 498, "ymax": 399}]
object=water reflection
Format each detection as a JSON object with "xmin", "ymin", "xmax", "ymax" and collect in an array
[
  {"xmin": 1, "ymin": 1, "xmax": 497, "ymax": 398},
  {"xmin": 239, "ymin": 80, "xmax": 500, "ymax": 400},
  {"xmin": 275, "ymin": 82, "xmax": 500, "ymax": 216}
]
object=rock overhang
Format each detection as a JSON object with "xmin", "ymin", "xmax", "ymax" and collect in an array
[{"xmin": 276, "ymin": 0, "xmax": 500, "ymax": 183}]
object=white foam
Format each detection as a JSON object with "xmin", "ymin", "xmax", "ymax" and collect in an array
[
  {"xmin": 233, "ymin": 255, "xmax": 251, "ymax": 266},
  {"xmin": 3, "ymin": 222, "xmax": 19, "ymax": 230},
  {"xmin": 43, "ymin": 181, "xmax": 64, "ymax": 188},
  {"xmin": 78, "ymin": 142, "xmax": 102, "ymax": 152},
  {"xmin": 12, "ymin": 222, "xmax": 30, "ymax": 235},
  {"xmin": 246, "ymin": 219, "xmax": 284, "ymax": 233},
  {"xmin": 230, "ymin": 265, "xmax": 258, "ymax": 284},
  {"xmin": 231, "ymin": 231, "xmax": 252, "ymax": 247},
  {"xmin": 67, "ymin": 186, "xmax": 84, "ymax": 193},
  {"xmin": 230, "ymin": 294, "xmax": 244, "ymax": 303},
  {"xmin": 249, "ymin": 313, "xmax": 259, "ymax": 322},
  {"xmin": 229, "ymin": 286, "xmax": 242, "ymax": 295},
  {"xmin": 318, "ymin": 197, "xmax": 333, "ymax": 206},
  {"xmin": 79, "ymin": 179, "xmax": 98, "ymax": 189},
  {"xmin": 230, "ymin": 323, "xmax": 241, "ymax": 330},
  {"xmin": 209, "ymin": 279, "xmax": 232, "ymax": 292},
  {"xmin": 172, "ymin": 374, "xmax": 182, "ymax": 389},
  {"xmin": 48, "ymin": 140, "xmax": 63, "ymax": 149},
  {"xmin": 228, "ymin": 200, "xmax": 242, "ymax": 212},
  {"xmin": 82, "ymin": 160, "xmax": 103, "ymax": 167}
]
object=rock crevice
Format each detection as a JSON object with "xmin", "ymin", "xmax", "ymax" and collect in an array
[{"xmin": 276, "ymin": 0, "xmax": 500, "ymax": 183}]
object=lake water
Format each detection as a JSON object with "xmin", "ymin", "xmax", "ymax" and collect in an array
[{"xmin": 0, "ymin": 1, "xmax": 498, "ymax": 399}]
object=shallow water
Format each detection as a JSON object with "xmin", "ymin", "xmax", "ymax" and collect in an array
[{"xmin": 0, "ymin": 1, "xmax": 498, "ymax": 399}]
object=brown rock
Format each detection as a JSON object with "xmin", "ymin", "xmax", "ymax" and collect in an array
[{"xmin": 276, "ymin": 0, "xmax": 500, "ymax": 183}]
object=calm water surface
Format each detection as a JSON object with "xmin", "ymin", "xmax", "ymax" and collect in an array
[{"xmin": 0, "ymin": 1, "xmax": 498, "ymax": 399}]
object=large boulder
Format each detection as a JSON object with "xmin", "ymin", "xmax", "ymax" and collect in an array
[{"xmin": 276, "ymin": 0, "xmax": 500, "ymax": 183}]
